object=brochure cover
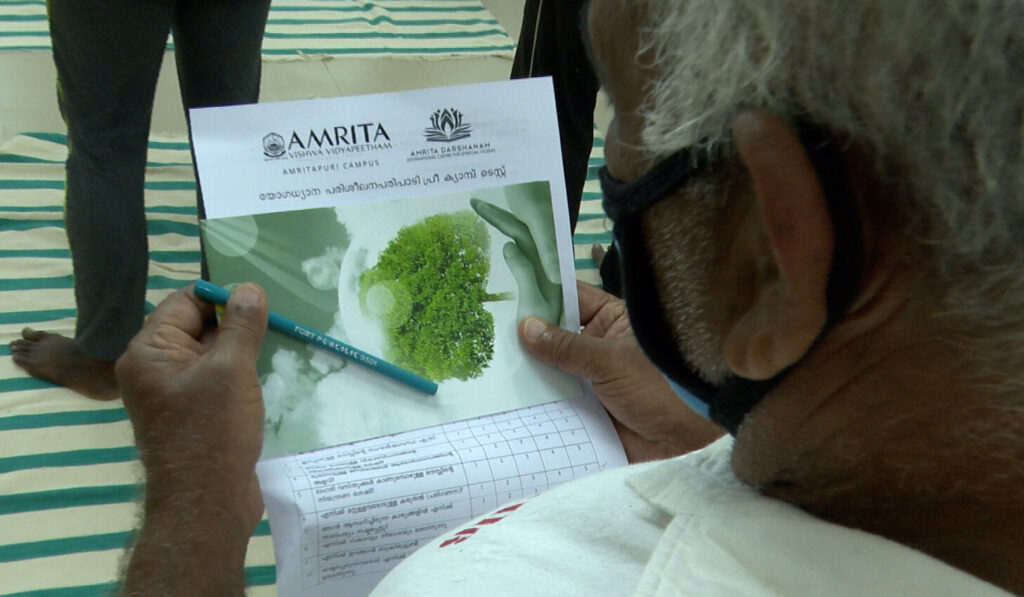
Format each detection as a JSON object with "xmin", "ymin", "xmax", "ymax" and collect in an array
[{"xmin": 201, "ymin": 180, "xmax": 581, "ymax": 457}]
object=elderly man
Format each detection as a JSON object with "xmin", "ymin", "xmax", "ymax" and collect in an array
[{"xmin": 115, "ymin": 0, "xmax": 1023, "ymax": 595}]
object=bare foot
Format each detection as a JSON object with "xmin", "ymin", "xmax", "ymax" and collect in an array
[{"xmin": 10, "ymin": 328, "xmax": 120, "ymax": 401}]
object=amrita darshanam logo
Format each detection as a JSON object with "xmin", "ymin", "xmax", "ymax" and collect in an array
[{"xmin": 424, "ymin": 108, "xmax": 472, "ymax": 143}]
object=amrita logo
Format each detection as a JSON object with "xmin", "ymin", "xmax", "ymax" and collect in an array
[{"xmin": 263, "ymin": 133, "xmax": 286, "ymax": 158}]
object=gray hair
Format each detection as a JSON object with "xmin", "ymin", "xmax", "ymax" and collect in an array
[{"xmin": 636, "ymin": 0, "xmax": 1024, "ymax": 386}]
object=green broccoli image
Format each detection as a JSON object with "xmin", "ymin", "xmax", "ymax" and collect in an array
[{"xmin": 358, "ymin": 210, "xmax": 508, "ymax": 382}]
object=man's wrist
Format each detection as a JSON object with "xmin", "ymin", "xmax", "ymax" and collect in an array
[
  {"xmin": 121, "ymin": 470, "xmax": 260, "ymax": 596},
  {"xmin": 143, "ymin": 464, "xmax": 262, "ymax": 545}
]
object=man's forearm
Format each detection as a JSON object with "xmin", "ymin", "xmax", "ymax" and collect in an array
[
  {"xmin": 122, "ymin": 482, "xmax": 255, "ymax": 595},
  {"xmin": 113, "ymin": 283, "xmax": 269, "ymax": 595}
]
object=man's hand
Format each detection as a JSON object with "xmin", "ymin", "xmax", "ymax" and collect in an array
[
  {"xmin": 519, "ymin": 281, "xmax": 724, "ymax": 462},
  {"xmin": 116, "ymin": 283, "xmax": 269, "ymax": 596}
]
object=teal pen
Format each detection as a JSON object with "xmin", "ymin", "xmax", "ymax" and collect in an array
[{"xmin": 192, "ymin": 279, "xmax": 438, "ymax": 396}]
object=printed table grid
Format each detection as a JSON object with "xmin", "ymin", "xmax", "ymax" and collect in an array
[
  {"xmin": 284, "ymin": 402, "xmax": 602, "ymax": 587},
  {"xmin": 441, "ymin": 402, "xmax": 598, "ymax": 517}
]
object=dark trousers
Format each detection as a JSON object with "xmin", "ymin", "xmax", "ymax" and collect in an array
[
  {"xmin": 48, "ymin": 0, "xmax": 270, "ymax": 360},
  {"xmin": 511, "ymin": 0, "xmax": 599, "ymax": 233}
]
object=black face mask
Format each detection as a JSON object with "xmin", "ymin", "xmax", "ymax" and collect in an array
[{"xmin": 598, "ymin": 123, "xmax": 863, "ymax": 434}]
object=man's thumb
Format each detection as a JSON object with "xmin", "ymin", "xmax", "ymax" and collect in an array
[
  {"xmin": 216, "ymin": 283, "xmax": 269, "ymax": 363},
  {"xmin": 519, "ymin": 316, "xmax": 602, "ymax": 379}
]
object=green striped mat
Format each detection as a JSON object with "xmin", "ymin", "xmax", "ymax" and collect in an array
[
  {"xmin": 0, "ymin": 133, "xmax": 216, "ymax": 596},
  {"xmin": 0, "ymin": 0, "xmax": 516, "ymax": 59},
  {"xmin": 0, "ymin": 129, "xmax": 609, "ymax": 595}
]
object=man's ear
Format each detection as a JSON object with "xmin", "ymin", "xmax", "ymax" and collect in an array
[{"xmin": 723, "ymin": 111, "xmax": 833, "ymax": 380}]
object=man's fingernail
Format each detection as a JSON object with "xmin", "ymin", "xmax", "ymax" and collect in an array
[
  {"xmin": 521, "ymin": 317, "xmax": 548, "ymax": 342},
  {"xmin": 233, "ymin": 284, "xmax": 261, "ymax": 307}
]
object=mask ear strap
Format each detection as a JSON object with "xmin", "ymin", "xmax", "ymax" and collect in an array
[
  {"xmin": 796, "ymin": 122, "xmax": 863, "ymax": 330},
  {"xmin": 613, "ymin": 210, "xmax": 720, "ymax": 403},
  {"xmin": 617, "ymin": 204, "xmax": 779, "ymax": 434}
]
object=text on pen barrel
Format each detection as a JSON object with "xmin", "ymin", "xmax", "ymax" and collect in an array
[{"xmin": 293, "ymin": 325, "xmax": 379, "ymax": 367}]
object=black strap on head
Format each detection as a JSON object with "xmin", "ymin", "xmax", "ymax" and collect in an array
[{"xmin": 599, "ymin": 146, "xmax": 710, "ymax": 223}]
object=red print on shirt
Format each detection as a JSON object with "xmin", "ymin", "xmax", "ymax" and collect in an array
[{"xmin": 439, "ymin": 503, "xmax": 524, "ymax": 548}]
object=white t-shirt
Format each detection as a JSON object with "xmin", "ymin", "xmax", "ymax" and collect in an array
[{"xmin": 371, "ymin": 437, "xmax": 1011, "ymax": 596}]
